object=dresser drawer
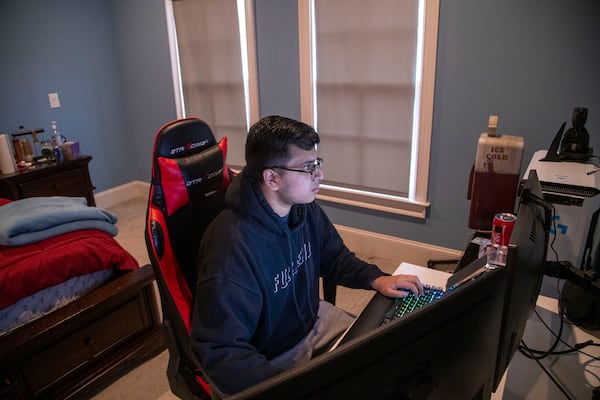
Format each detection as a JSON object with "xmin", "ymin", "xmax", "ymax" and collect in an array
[
  {"xmin": 20, "ymin": 294, "xmax": 152, "ymax": 396},
  {"xmin": 19, "ymin": 169, "xmax": 92, "ymax": 199}
]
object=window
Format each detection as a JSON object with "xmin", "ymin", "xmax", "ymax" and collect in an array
[
  {"xmin": 299, "ymin": 0, "xmax": 439, "ymax": 218},
  {"xmin": 165, "ymin": 0, "xmax": 258, "ymax": 168}
]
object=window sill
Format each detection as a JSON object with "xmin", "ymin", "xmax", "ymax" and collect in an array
[{"xmin": 316, "ymin": 185, "xmax": 430, "ymax": 219}]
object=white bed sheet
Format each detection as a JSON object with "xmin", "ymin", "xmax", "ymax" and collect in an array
[{"xmin": 0, "ymin": 268, "xmax": 113, "ymax": 335}]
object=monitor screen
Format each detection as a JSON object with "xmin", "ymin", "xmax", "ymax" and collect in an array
[
  {"xmin": 492, "ymin": 169, "xmax": 550, "ymax": 389},
  {"xmin": 227, "ymin": 260, "xmax": 508, "ymax": 400}
]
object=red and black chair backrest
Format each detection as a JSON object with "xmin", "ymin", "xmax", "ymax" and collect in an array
[{"xmin": 145, "ymin": 117, "xmax": 231, "ymax": 399}]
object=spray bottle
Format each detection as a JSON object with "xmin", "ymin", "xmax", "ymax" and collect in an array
[{"xmin": 51, "ymin": 121, "xmax": 63, "ymax": 162}]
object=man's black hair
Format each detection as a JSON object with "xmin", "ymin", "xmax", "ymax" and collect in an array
[{"xmin": 245, "ymin": 115, "xmax": 320, "ymax": 179}]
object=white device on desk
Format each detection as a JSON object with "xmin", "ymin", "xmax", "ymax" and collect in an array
[{"xmin": 524, "ymin": 149, "xmax": 600, "ymax": 270}]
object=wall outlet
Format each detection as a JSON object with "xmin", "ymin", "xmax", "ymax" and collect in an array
[{"xmin": 48, "ymin": 92, "xmax": 61, "ymax": 109}]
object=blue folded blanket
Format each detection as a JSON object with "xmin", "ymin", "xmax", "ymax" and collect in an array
[{"xmin": 0, "ymin": 196, "xmax": 118, "ymax": 246}]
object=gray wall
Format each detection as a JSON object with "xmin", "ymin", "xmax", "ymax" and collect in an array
[
  {"xmin": 0, "ymin": 0, "xmax": 176, "ymax": 192},
  {"xmin": 1, "ymin": 0, "xmax": 598, "ymax": 250}
]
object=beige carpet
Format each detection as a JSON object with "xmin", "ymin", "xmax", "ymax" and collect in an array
[
  {"xmin": 90, "ymin": 196, "xmax": 403, "ymax": 399},
  {"xmin": 90, "ymin": 197, "xmax": 174, "ymax": 400}
]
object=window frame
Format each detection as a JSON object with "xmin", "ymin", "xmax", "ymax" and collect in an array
[
  {"xmin": 298, "ymin": 0, "xmax": 439, "ymax": 219},
  {"xmin": 163, "ymin": 0, "xmax": 260, "ymax": 127}
]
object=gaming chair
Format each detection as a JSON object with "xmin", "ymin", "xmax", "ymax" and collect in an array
[
  {"xmin": 145, "ymin": 117, "xmax": 231, "ymax": 399},
  {"xmin": 145, "ymin": 117, "xmax": 338, "ymax": 399}
]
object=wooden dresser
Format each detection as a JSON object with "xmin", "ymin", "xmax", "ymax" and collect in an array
[{"xmin": 0, "ymin": 156, "xmax": 96, "ymax": 206}]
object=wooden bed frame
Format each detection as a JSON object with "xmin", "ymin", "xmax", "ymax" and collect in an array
[{"xmin": 0, "ymin": 264, "xmax": 166, "ymax": 399}]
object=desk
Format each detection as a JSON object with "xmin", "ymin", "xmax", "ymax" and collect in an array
[
  {"xmin": 493, "ymin": 295, "xmax": 600, "ymax": 399},
  {"xmin": 396, "ymin": 263, "xmax": 600, "ymax": 399},
  {"xmin": 0, "ymin": 156, "xmax": 95, "ymax": 206}
]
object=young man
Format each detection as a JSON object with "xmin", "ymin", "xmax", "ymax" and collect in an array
[{"xmin": 191, "ymin": 115, "xmax": 423, "ymax": 396}]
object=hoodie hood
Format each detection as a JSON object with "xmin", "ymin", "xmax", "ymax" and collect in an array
[{"xmin": 226, "ymin": 168, "xmax": 307, "ymax": 236}]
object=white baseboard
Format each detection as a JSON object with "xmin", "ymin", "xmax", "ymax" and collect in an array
[
  {"xmin": 336, "ymin": 225, "xmax": 463, "ymax": 268},
  {"xmin": 95, "ymin": 180, "xmax": 150, "ymax": 209},
  {"xmin": 96, "ymin": 180, "xmax": 462, "ymax": 267}
]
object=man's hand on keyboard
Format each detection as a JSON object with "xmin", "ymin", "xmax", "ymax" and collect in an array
[{"xmin": 371, "ymin": 274, "xmax": 424, "ymax": 298}]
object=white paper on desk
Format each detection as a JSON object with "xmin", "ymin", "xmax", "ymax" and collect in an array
[{"xmin": 394, "ymin": 262, "xmax": 453, "ymax": 290}]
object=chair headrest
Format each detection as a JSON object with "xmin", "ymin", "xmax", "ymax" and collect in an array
[
  {"xmin": 154, "ymin": 118, "xmax": 217, "ymax": 159},
  {"xmin": 152, "ymin": 118, "xmax": 229, "ymax": 216}
]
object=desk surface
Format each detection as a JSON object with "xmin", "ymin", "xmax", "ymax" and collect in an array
[{"xmin": 493, "ymin": 294, "xmax": 600, "ymax": 400}]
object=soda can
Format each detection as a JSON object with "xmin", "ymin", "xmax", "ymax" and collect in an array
[{"xmin": 491, "ymin": 213, "xmax": 517, "ymax": 247}]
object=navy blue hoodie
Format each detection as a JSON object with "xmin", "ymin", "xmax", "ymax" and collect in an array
[{"xmin": 191, "ymin": 169, "xmax": 386, "ymax": 395}]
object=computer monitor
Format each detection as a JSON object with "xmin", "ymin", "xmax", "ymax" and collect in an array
[
  {"xmin": 492, "ymin": 169, "xmax": 551, "ymax": 389},
  {"xmin": 227, "ymin": 260, "xmax": 508, "ymax": 400}
]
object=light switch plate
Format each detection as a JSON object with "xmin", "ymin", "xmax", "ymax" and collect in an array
[{"xmin": 48, "ymin": 92, "xmax": 61, "ymax": 109}]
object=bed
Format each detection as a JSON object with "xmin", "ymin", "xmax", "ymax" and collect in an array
[{"xmin": 0, "ymin": 197, "xmax": 165, "ymax": 399}]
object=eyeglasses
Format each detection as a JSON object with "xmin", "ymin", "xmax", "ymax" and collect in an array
[{"xmin": 268, "ymin": 157, "xmax": 324, "ymax": 179}]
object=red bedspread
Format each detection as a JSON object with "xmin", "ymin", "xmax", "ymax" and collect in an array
[{"xmin": 0, "ymin": 228, "xmax": 138, "ymax": 309}]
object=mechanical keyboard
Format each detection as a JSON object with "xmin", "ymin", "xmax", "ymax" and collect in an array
[{"xmin": 381, "ymin": 285, "xmax": 445, "ymax": 325}]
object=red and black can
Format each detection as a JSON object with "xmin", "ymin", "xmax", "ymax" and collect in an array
[{"xmin": 491, "ymin": 213, "xmax": 517, "ymax": 247}]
